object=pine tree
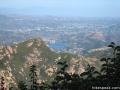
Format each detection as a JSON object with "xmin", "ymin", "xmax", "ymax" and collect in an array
[
  {"xmin": 99, "ymin": 42, "xmax": 120, "ymax": 86},
  {"xmin": 69, "ymin": 73, "xmax": 82, "ymax": 90},
  {"xmin": 18, "ymin": 81, "xmax": 27, "ymax": 90},
  {"xmin": 80, "ymin": 64, "xmax": 100, "ymax": 89},
  {"xmin": 29, "ymin": 65, "xmax": 39, "ymax": 90},
  {"xmin": 99, "ymin": 58, "xmax": 114, "ymax": 86},
  {"xmin": 51, "ymin": 61, "xmax": 70, "ymax": 90},
  {"xmin": 39, "ymin": 82, "xmax": 49, "ymax": 90},
  {"xmin": 109, "ymin": 42, "xmax": 120, "ymax": 86}
]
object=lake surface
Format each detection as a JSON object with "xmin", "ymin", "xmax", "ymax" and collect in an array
[{"xmin": 48, "ymin": 42, "xmax": 68, "ymax": 51}]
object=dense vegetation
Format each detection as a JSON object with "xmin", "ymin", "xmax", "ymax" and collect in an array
[{"xmin": 1, "ymin": 42, "xmax": 120, "ymax": 90}]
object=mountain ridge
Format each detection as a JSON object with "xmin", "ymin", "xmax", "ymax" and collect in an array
[{"xmin": 0, "ymin": 38, "xmax": 101, "ymax": 88}]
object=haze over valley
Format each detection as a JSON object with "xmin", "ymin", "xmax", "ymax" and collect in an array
[{"xmin": 0, "ymin": 15, "xmax": 120, "ymax": 56}]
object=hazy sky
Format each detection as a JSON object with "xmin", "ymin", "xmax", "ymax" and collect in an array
[{"xmin": 0, "ymin": 0, "xmax": 120, "ymax": 17}]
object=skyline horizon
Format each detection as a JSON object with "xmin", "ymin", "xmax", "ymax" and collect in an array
[
  {"xmin": 0, "ymin": 0, "xmax": 120, "ymax": 18},
  {"xmin": 1, "ymin": 13, "xmax": 120, "ymax": 19}
]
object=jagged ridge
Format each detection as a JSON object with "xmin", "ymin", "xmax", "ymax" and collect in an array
[{"xmin": 0, "ymin": 38, "xmax": 101, "ymax": 87}]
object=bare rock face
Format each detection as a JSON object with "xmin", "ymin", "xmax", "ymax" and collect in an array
[
  {"xmin": 0, "ymin": 38, "xmax": 101, "ymax": 88},
  {"xmin": 0, "ymin": 70, "xmax": 17, "ymax": 88},
  {"xmin": 66, "ymin": 56, "xmax": 102, "ymax": 75},
  {"xmin": 0, "ymin": 45, "xmax": 17, "ymax": 61}
]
